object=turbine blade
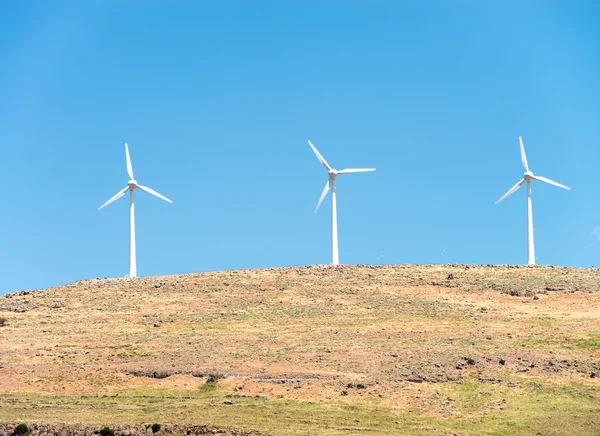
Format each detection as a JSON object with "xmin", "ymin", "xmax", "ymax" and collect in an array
[
  {"xmin": 138, "ymin": 185, "xmax": 173, "ymax": 203},
  {"xmin": 314, "ymin": 179, "xmax": 330, "ymax": 213},
  {"xmin": 308, "ymin": 140, "xmax": 331, "ymax": 170},
  {"xmin": 519, "ymin": 136, "xmax": 529, "ymax": 172},
  {"xmin": 495, "ymin": 179, "xmax": 525, "ymax": 204},
  {"xmin": 337, "ymin": 168, "xmax": 376, "ymax": 174},
  {"xmin": 98, "ymin": 186, "xmax": 129, "ymax": 210},
  {"xmin": 125, "ymin": 143, "xmax": 134, "ymax": 180},
  {"xmin": 533, "ymin": 175, "xmax": 570, "ymax": 191}
]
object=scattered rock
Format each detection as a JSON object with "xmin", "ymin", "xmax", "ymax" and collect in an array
[{"xmin": 0, "ymin": 423, "xmax": 258, "ymax": 435}]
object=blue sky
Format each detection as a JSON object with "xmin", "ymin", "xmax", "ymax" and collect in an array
[{"xmin": 1, "ymin": 1, "xmax": 599, "ymax": 293}]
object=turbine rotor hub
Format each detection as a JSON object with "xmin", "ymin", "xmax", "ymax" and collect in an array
[
  {"xmin": 328, "ymin": 169, "xmax": 338, "ymax": 179},
  {"xmin": 524, "ymin": 171, "xmax": 534, "ymax": 181},
  {"xmin": 128, "ymin": 180, "xmax": 138, "ymax": 189}
]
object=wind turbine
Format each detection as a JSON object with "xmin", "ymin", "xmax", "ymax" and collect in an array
[
  {"xmin": 308, "ymin": 140, "xmax": 376, "ymax": 265},
  {"xmin": 495, "ymin": 136, "xmax": 570, "ymax": 265},
  {"xmin": 99, "ymin": 143, "xmax": 172, "ymax": 278}
]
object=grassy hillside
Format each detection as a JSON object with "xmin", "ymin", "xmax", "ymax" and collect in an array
[{"xmin": 1, "ymin": 264, "xmax": 600, "ymax": 435}]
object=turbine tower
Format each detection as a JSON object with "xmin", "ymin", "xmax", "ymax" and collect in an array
[
  {"xmin": 99, "ymin": 143, "xmax": 172, "ymax": 278},
  {"xmin": 308, "ymin": 140, "xmax": 376, "ymax": 265},
  {"xmin": 495, "ymin": 136, "xmax": 570, "ymax": 265}
]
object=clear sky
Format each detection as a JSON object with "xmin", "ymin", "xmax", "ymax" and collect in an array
[{"xmin": 1, "ymin": 1, "xmax": 599, "ymax": 293}]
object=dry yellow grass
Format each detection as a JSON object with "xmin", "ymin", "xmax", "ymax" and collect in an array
[{"xmin": 1, "ymin": 264, "xmax": 600, "ymax": 435}]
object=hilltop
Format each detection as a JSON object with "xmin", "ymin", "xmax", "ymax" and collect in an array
[{"xmin": 1, "ymin": 264, "xmax": 600, "ymax": 435}]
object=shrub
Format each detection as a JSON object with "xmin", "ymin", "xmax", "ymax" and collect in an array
[
  {"xmin": 200, "ymin": 374, "xmax": 223, "ymax": 392},
  {"xmin": 151, "ymin": 423, "xmax": 162, "ymax": 433},
  {"xmin": 207, "ymin": 374, "xmax": 218, "ymax": 383},
  {"xmin": 100, "ymin": 427, "xmax": 114, "ymax": 436},
  {"xmin": 0, "ymin": 317, "xmax": 7, "ymax": 327},
  {"xmin": 13, "ymin": 424, "xmax": 29, "ymax": 436},
  {"xmin": 207, "ymin": 373, "xmax": 224, "ymax": 383}
]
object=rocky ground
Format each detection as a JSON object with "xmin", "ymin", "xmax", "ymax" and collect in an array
[
  {"xmin": 0, "ymin": 422, "xmax": 259, "ymax": 436},
  {"xmin": 1, "ymin": 264, "xmax": 599, "ymax": 435}
]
